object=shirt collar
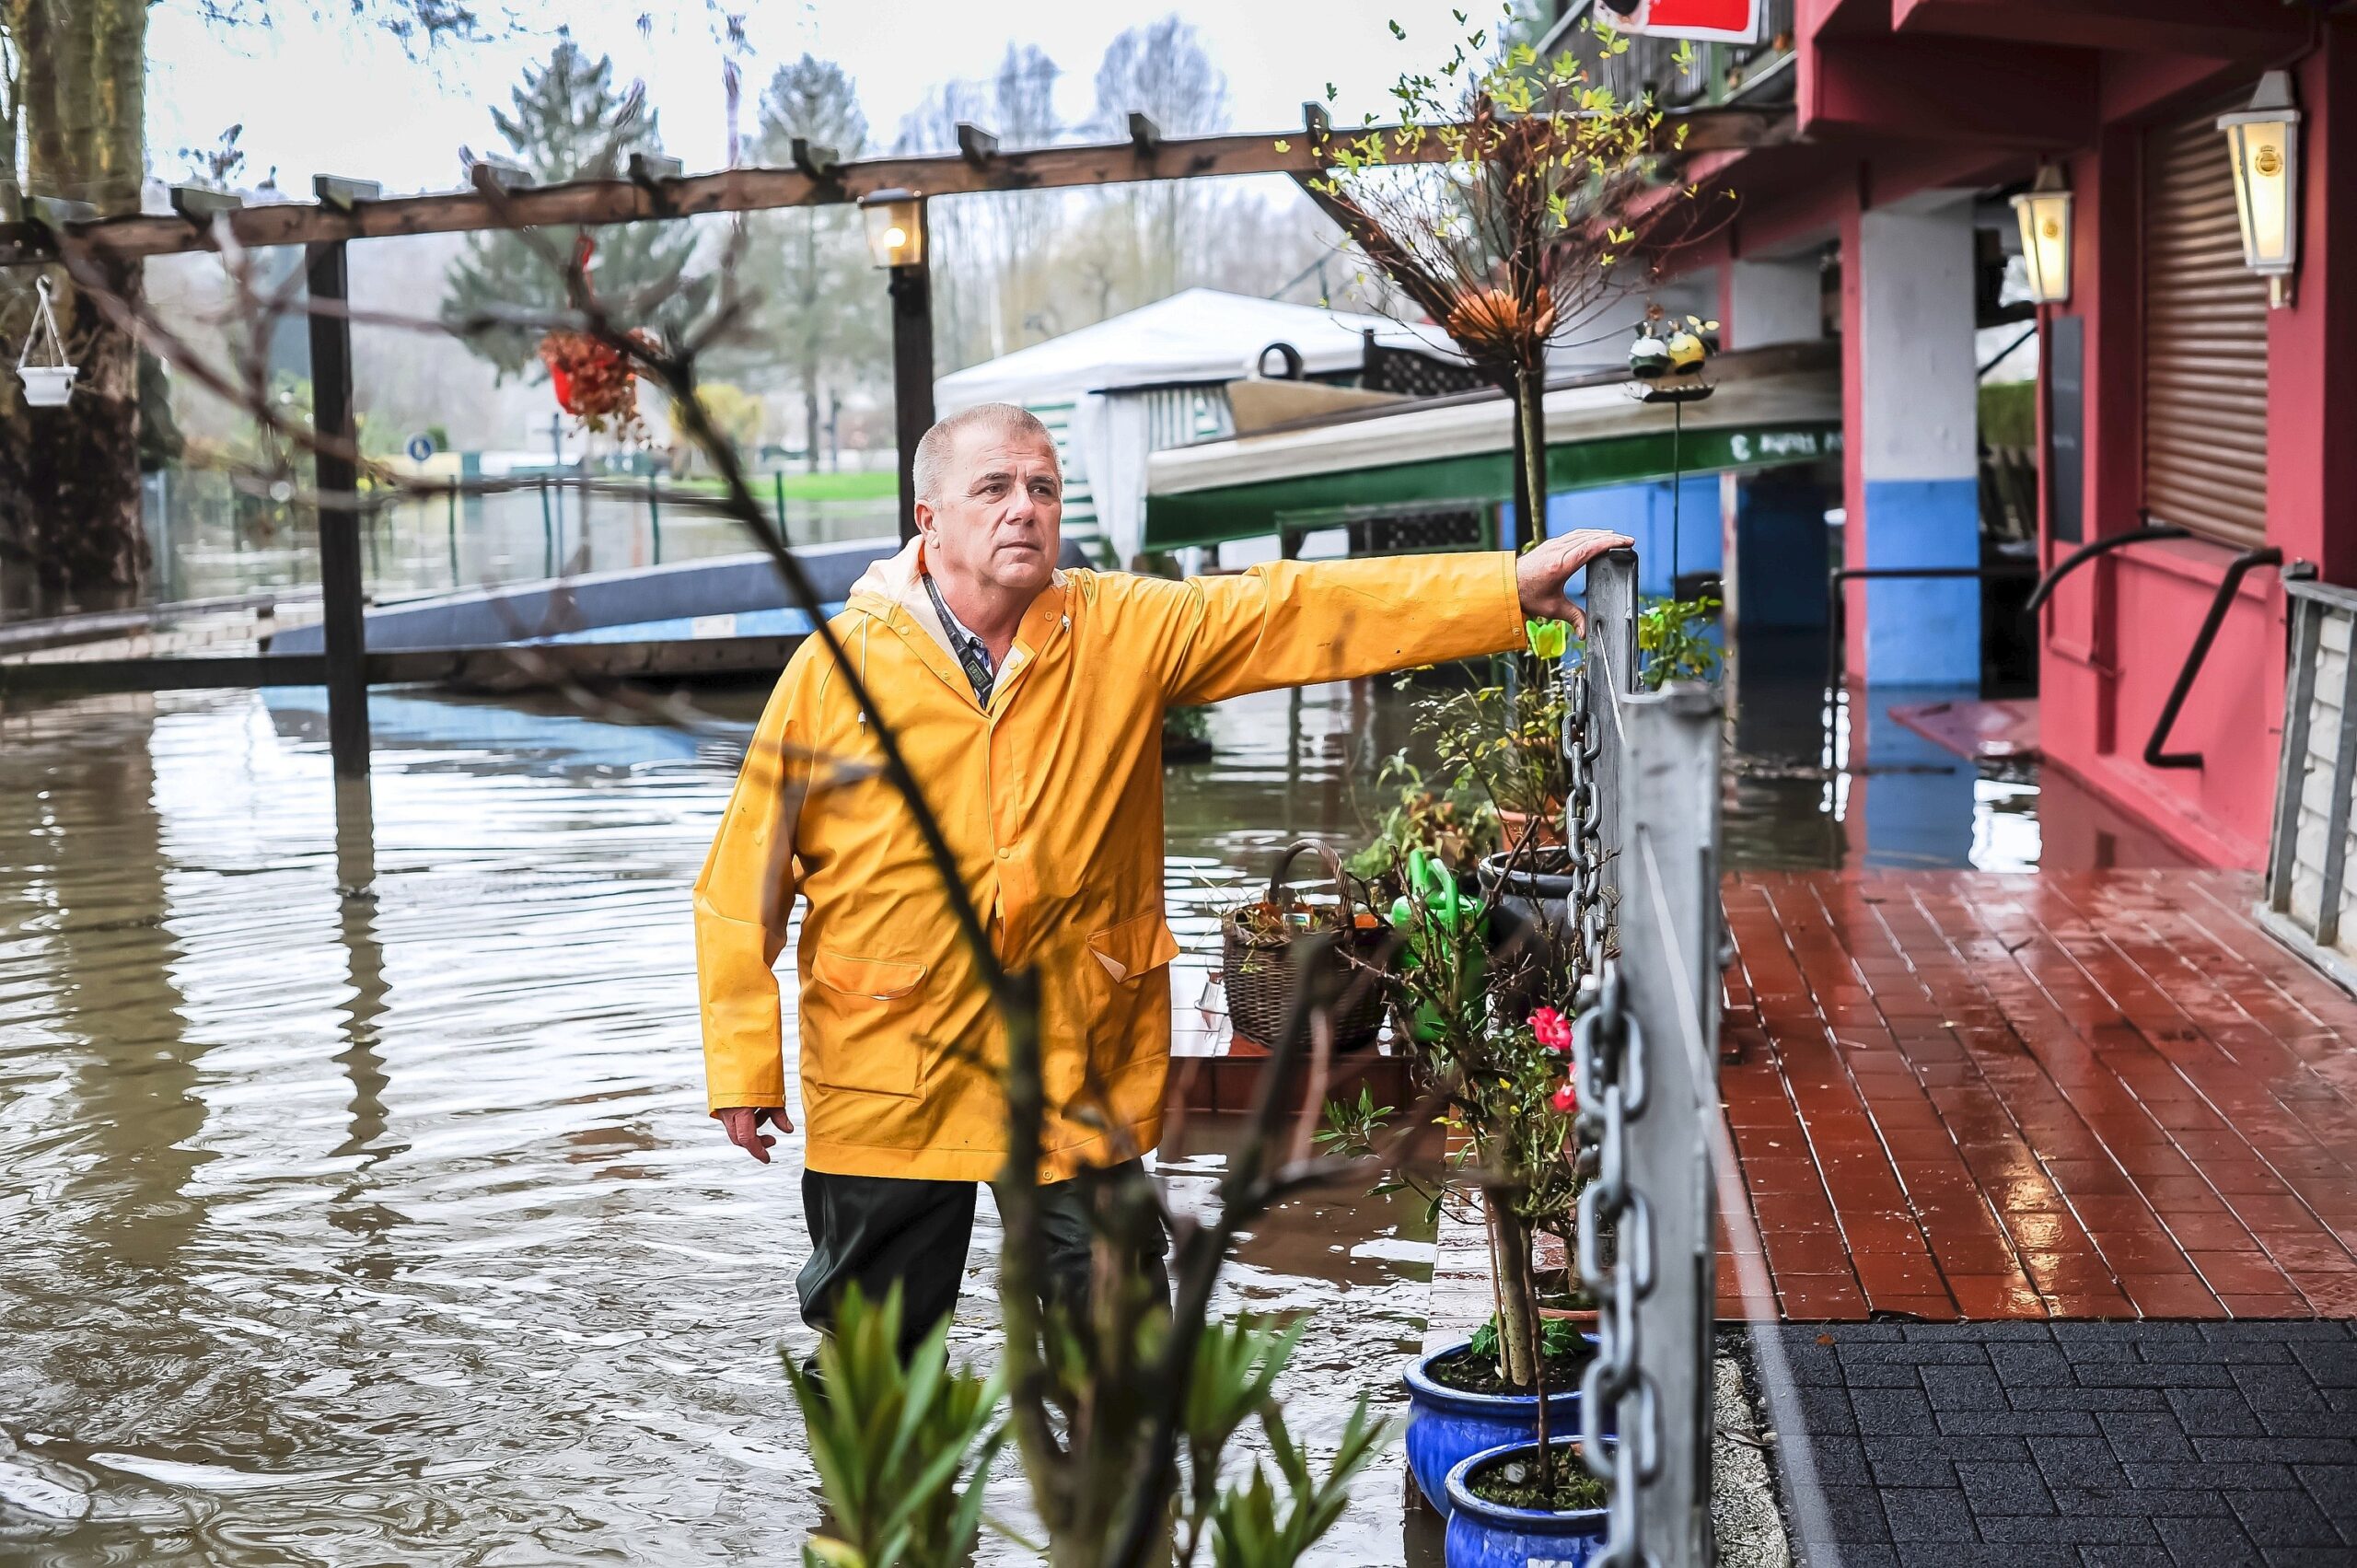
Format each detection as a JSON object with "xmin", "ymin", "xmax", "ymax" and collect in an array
[{"xmin": 921, "ymin": 571, "xmax": 993, "ymax": 667}]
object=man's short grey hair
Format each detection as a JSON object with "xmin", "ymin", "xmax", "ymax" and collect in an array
[{"xmin": 912, "ymin": 403, "xmax": 1060, "ymax": 507}]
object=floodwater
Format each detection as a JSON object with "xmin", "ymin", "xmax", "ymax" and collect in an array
[{"xmin": 0, "ymin": 648, "xmax": 2041, "ymax": 1566}]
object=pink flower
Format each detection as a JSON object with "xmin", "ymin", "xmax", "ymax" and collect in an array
[
  {"xmin": 1530, "ymin": 1006, "xmax": 1572, "ymax": 1051},
  {"xmin": 1550, "ymin": 1082, "xmax": 1578, "ymax": 1115}
]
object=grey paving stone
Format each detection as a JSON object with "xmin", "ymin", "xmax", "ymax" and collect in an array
[
  {"xmin": 2060, "ymin": 1338, "xmax": 2149, "ymax": 1364},
  {"xmin": 1818, "ymin": 1482, "xmax": 1892, "ymax": 1543},
  {"xmin": 1797, "ymin": 1383, "xmax": 1858, "ymax": 1435},
  {"xmin": 1923, "ymin": 1365, "xmax": 2008, "ymax": 1410},
  {"xmin": 1882, "ymin": 1486, "xmax": 1977, "ymax": 1541},
  {"xmin": 2165, "ymin": 1387, "xmax": 2266, "ymax": 1435},
  {"xmin": 2122, "ymin": 1461, "xmax": 2299, "ymax": 1491},
  {"xmin": 1937, "ymin": 1408, "xmax": 2103, "ymax": 1436},
  {"xmin": 2154, "ymin": 1516, "xmax": 2262, "ymax": 1567},
  {"xmin": 1980, "ymin": 1515, "xmax": 2160, "ymax": 1545},
  {"xmin": 1827, "ymin": 1548, "xmax": 1899, "ymax": 1568},
  {"xmin": 1991, "ymin": 1343, "xmax": 2075, "ymax": 1382},
  {"xmin": 1904, "ymin": 1320, "xmax": 2055, "ymax": 1342},
  {"xmin": 1844, "ymin": 1358, "xmax": 1933, "ymax": 1388},
  {"xmin": 2030, "ymin": 1434, "xmax": 2131, "ymax": 1490},
  {"xmin": 2137, "ymin": 1338, "xmax": 2296, "ymax": 1365},
  {"xmin": 1852, "ymin": 1387, "xmax": 1940, "ymax": 1437},
  {"xmin": 2052, "ymin": 1485, "xmax": 2231, "ymax": 1517},
  {"xmin": 2290, "ymin": 1343, "xmax": 2357, "ymax": 1388},
  {"xmin": 2205, "ymin": 1322, "xmax": 2351, "ymax": 1343},
  {"xmin": 1802, "ymin": 1433, "xmax": 1872, "ymax": 1485},
  {"xmin": 2078, "ymin": 1361, "xmax": 2237, "ymax": 1388},
  {"xmin": 2011, "ymin": 1384, "xmax": 2171, "ymax": 1412},
  {"xmin": 1840, "ymin": 1340, "xmax": 1997, "ymax": 1365},
  {"xmin": 2063, "ymin": 1322, "xmax": 2206, "ymax": 1346},
  {"xmin": 2291, "ymin": 1464, "xmax": 2357, "ymax": 1542},
  {"xmin": 1823, "ymin": 1323, "xmax": 1909, "ymax": 1343},
  {"xmin": 2255, "ymin": 1407, "xmax": 2357, "ymax": 1439},
  {"xmin": 1868, "ymin": 1450, "xmax": 1957, "ymax": 1488},
  {"xmin": 2226, "ymin": 1486, "xmax": 2340, "ymax": 1547},
  {"xmin": 2096, "ymin": 1411, "xmax": 2200, "ymax": 1462},
  {"xmin": 2075, "ymin": 1546, "xmax": 2178, "ymax": 1568},
  {"xmin": 1895, "ymin": 1545, "xmax": 2080, "ymax": 1568},
  {"xmin": 2258, "ymin": 1550, "xmax": 2357, "ymax": 1568},
  {"xmin": 2232, "ymin": 1366, "xmax": 2336, "ymax": 1412},
  {"xmin": 2198, "ymin": 1437, "xmax": 2357, "ymax": 1465},
  {"xmin": 1783, "ymin": 1341, "xmax": 1845, "ymax": 1387},
  {"xmin": 1956, "ymin": 1459, "xmax": 2056, "ymax": 1516}
]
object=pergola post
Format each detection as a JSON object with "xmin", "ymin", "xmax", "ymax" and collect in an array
[
  {"xmin": 888, "ymin": 203, "xmax": 935, "ymax": 543},
  {"xmin": 305, "ymin": 235, "xmax": 369, "ymax": 777}
]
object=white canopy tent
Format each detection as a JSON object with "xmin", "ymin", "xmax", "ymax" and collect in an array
[{"xmin": 934, "ymin": 289, "xmax": 1464, "ymax": 565}]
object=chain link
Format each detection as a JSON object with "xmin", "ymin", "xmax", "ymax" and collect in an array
[{"xmin": 1567, "ymin": 655, "xmax": 1662, "ymax": 1568}]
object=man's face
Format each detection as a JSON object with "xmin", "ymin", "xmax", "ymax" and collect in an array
[{"xmin": 916, "ymin": 425, "xmax": 1062, "ymax": 596}]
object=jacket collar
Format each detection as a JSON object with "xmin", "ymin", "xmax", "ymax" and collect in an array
[{"xmin": 845, "ymin": 536, "xmax": 1067, "ymax": 710}]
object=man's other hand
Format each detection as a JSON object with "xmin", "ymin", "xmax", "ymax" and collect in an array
[
  {"xmin": 717, "ymin": 1105, "xmax": 793, "ymax": 1163},
  {"xmin": 1516, "ymin": 529, "xmax": 1637, "ymax": 632}
]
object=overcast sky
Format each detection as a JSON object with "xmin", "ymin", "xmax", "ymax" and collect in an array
[{"xmin": 146, "ymin": 0, "xmax": 1488, "ymax": 196}]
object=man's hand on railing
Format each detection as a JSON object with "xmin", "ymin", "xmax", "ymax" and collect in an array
[
  {"xmin": 716, "ymin": 1105, "xmax": 793, "ymax": 1163},
  {"xmin": 1517, "ymin": 529, "xmax": 1636, "ymax": 634}
]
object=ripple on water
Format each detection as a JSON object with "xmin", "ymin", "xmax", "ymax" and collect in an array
[{"xmin": 0, "ymin": 684, "xmax": 1445, "ymax": 1566}]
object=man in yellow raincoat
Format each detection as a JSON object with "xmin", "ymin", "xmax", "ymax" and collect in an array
[{"xmin": 695, "ymin": 402, "xmax": 1630, "ymax": 1353}]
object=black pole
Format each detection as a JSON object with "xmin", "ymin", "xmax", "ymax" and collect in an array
[
  {"xmin": 1507, "ymin": 369, "xmax": 1538, "ymax": 552},
  {"xmin": 888, "ymin": 203, "xmax": 935, "ymax": 544},
  {"xmin": 305, "ymin": 238, "xmax": 368, "ymax": 779}
]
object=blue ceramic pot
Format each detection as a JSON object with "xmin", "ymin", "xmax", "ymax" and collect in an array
[
  {"xmin": 1442, "ymin": 1440, "xmax": 1611, "ymax": 1568},
  {"xmin": 1401, "ymin": 1340, "xmax": 1583, "ymax": 1520}
]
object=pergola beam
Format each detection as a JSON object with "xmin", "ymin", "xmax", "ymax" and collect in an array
[{"xmin": 0, "ymin": 108, "xmax": 1791, "ymax": 266}]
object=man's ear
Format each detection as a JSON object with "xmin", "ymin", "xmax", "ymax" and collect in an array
[{"xmin": 911, "ymin": 497, "xmax": 936, "ymax": 540}]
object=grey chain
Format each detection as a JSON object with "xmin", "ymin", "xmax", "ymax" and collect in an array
[{"xmin": 1567, "ymin": 655, "xmax": 1661, "ymax": 1567}]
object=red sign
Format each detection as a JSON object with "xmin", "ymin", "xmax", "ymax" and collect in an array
[{"xmin": 1616, "ymin": 0, "xmax": 1767, "ymax": 43}]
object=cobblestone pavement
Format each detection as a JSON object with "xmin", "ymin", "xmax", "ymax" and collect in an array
[{"xmin": 1764, "ymin": 1320, "xmax": 2357, "ymax": 1566}]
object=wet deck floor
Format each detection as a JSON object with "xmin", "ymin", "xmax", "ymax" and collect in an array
[{"xmin": 1723, "ymin": 869, "xmax": 2357, "ymax": 1321}]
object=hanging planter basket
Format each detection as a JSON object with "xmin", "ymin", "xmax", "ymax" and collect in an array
[
  {"xmin": 17, "ymin": 277, "xmax": 77, "ymax": 410},
  {"xmin": 1221, "ymin": 838, "xmax": 1391, "ymax": 1051},
  {"xmin": 538, "ymin": 328, "xmax": 654, "ymax": 436}
]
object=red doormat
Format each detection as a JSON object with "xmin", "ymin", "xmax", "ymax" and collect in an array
[{"xmin": 1885, "ymin": 696, "xmax": 2039, "ymax": 761}]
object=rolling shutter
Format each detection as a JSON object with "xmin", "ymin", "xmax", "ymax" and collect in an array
[{"xmin": 2142, "ymin": 105, "xmax": 2270, "ymax": 549}]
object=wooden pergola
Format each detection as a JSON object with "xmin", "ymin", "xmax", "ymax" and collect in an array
[{"xmin": 0, "ymin": 103, "xmax": 1790, "ymax": 779}]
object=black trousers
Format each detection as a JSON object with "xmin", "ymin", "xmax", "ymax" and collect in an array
[{"xmin": 797, "ymin": 1159, "xmax": 1170, "ymax": 1359}]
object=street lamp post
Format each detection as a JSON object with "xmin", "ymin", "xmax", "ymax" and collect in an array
[{"xmin": 862, "ymin": 189, "xmax": 933, "ymax": 542}]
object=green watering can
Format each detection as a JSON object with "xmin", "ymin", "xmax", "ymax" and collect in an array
[{"xmin": 1388, "ymin": 849, "xmax": 1487, "ymax": 1042}]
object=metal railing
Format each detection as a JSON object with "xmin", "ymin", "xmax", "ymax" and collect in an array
[
  {"xmin": 2259, "ymin": 575, "xmax": 2357, "ymax": 991},
  {"xmin": 1570, "ymin": 549, "xmax": 1724, "ymax": 1565}
]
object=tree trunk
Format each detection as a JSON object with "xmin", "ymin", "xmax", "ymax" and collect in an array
[
  {"xmin": 1485, "ymin": 1196, "xmax": 1538, "ymax": 1389},
  {"xmin": 0, "ymin": 0, "xmax": 149, "ymax": 613},
  {"xmin": 1509, "ymin": 363, "xmax": 1547, "ymax": 552}
]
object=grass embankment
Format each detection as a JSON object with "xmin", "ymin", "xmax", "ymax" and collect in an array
[{"xmin": 674, "ymin": 470, "xmax": 897, "ymax": 503}]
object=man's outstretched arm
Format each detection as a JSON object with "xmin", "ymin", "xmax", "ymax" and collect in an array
[{"xmin": 1161, "ymin": 530, "xmax": 1633, "ymax": 706}]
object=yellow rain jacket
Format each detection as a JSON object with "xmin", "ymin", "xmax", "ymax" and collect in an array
[{"xmin": 694, "ymin": 538, "xmax": 1525, "ymax": 1182}]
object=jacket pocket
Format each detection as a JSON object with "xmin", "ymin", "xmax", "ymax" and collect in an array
[
  {"xmin": 1086, "ymin": 911, "xmax": 1180, "ymax": 984},
  {"xmin": 803, "ymin": 949, "xmax": 926, "ymax": 1097}
]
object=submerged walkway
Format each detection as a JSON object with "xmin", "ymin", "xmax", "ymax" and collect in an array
[{"xmin": 1721, "ymin": 869, "xmax": 2357, "ymax": 1322}]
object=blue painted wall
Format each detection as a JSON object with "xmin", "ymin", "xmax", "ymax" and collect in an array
[
  {"xmin": 1730, "ymin": 470, "xmax": 1831, "ymax": 632},
  {"xmin": 1859, "ymin": 477, "xmax": 1980, "ymax": 686}
]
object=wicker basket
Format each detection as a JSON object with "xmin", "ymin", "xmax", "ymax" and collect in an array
[{"xmin": 1221, "ymin": 838, "xmax": 1391, "ymax": 1051}]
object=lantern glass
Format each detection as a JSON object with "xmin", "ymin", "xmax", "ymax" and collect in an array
[
  {"xmin": 860, "ymin": 191, "xmax": 924, "ymax": 269},
  {"xmin": 2010, "ymin": 186, "xmax": 2073, "ymax": 305},
  {"xmin": 2218, "ymin": 72, "xmax": 2300, "ymax": 280}
]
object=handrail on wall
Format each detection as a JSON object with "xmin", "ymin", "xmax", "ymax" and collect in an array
[{"xmin": 2142, "ymin": 546, "xmax": 2290, "ymax": 771}]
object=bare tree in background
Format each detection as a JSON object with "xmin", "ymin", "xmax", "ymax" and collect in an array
[
  {"xmin": 0, "ymin": 0, "xmax": 482, "ymax": 612},
  {"xmin": 1088, "ymin": 17, "xmax": 1231, "ymax": 299},
  {"xmin": 745, "ymin": 55, "xmax": 883, "ymax": 473}
]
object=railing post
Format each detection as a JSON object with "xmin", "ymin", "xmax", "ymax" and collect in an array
[{"xmin": 1615, "ymin": 681, "xmax": 1724, "ymax": 1566}]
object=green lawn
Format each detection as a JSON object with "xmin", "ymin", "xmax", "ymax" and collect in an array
[{"xmin": 676, "ymin": 470, "xmax": 897, "ymax": 503}]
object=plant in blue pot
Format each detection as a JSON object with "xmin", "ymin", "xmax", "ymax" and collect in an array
[
  {"xmin": 1337, "ymin": 831, "xmax": 1593, "ymax": 1520},
  {"xmin": 1444, "ymin": 1437, "xmax": 1612, "ymax": 1567}
]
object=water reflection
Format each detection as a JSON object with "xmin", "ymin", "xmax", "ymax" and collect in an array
[{"xmin": 0, "ymin": 648, "xmax": 2060, "ymax": 1563}]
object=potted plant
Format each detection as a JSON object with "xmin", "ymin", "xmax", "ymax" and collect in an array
[{"xmin": 1443, "ymin": 1438, "xmax": 1612, "ymax": 1566}]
